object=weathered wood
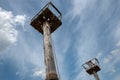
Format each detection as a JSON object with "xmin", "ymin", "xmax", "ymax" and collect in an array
[
  {"xmin": 93, "ymin": 71, "xmax": 100, "ymax": 80},
  {"xmin": 43, "ymin": 21, "xmax": 58, "ymax": 80}
]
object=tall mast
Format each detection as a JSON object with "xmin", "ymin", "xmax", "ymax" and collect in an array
[
  {"xmin": 30, "ymin": 2, "xmax": 62, "ymax": 80},
  {"xmin": 82, "ymin": 58, "xmax": 101, "ymax": 80}
]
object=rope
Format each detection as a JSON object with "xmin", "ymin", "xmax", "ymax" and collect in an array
[{"xmin": 50, "ymin": 35, "xmax": 61, "ymax": 80}]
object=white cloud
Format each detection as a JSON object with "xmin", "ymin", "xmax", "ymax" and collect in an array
[
  {"xmin": 75, "ymin": 69, "xmax": 90, "ymax": 80},
  {"xmin": 0, "ymin": 7, "xmax": 44, "ymax": 79},
  {"xmin": 0, "ymin": 7, "xmax": 26, "ymax": 52},
  {"xmin": 67, "ymin": 0, "xmax": 120, "ymax": 79},
  {"xmin": 114, "ymin": 21, "xmax": 120, "ymax": 41},
  {"xmin": 16, "ymin": 72, "xmax": 20, "ymax": 76},
  {"xmin": 103, "ymin": 41, "xmax": 120, "ymax": 73},
  {"xmin": 15, "ymin": 15, "xmax": 26, "ymax": 27},
  {"xmin": 116, "ymin": 41, "xmax": 120, "ymax": 47},
  {"xmin": 33, "ymin": 68, "xmax": 45, "ymax": 79},
  {"xmin": 71, "ymin": 0, "xmax": 88, "ymax": 15},
  {"xmin": 66, "ymin": 0, "xmax": 96, "ymax": 20},
  {"xmin": 103, "ymin": 55, "xmax": 112, "ymax": 64},
  {"xmin": 111, "ymin": 49, "xmax": 119, "ymax": 56},
  {"xmin": 96, "ymin": 52, "xmax": 103, "ymax": 58}
]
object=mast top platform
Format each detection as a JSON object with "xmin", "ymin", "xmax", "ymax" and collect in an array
[
  {"xmin": 30, "ymin": 2, "xmax": 62, "ymax": 34},
  {"xmin": 82, "ymin": 58, "xmax": 101, "ymax": 75}
]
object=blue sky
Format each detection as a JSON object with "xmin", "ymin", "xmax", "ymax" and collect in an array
[{"xmin": 0, "ymin": 0, "xmax": 120, "ymax": 80}]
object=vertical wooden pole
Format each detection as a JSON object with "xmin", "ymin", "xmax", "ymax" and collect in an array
[
  {"xmin": 87, "ymin": 61, "xmax": 100, "ymax": 80},
  {"xmin": 43, "ymin": 21, "xmax": 58, "ymax": 80},
  {"xmin": 93, "ymin": 71, "xmax": 99, "ymax": 80}
]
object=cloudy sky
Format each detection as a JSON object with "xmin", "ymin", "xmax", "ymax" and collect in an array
[{"xmin": 0, "ymin": 0, "xmax": 120, "ymax": 80}]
